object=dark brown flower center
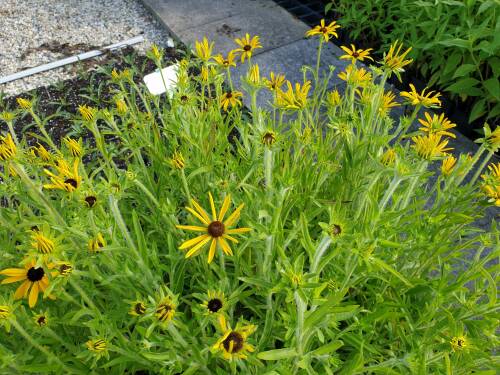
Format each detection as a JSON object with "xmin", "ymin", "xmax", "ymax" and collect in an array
[
  {"xmin": 319, "ymin": 27, "xmax": 328, "ymax": 33},
  {"xmin": 59, "ymin": 264, "xmax": 72, "ymax": 275},
  {"xmin": 263, "ymin": 132, "xmax": 275, "ymax": 145},
  {"xmin": 331, "ymin": 224, "xmax": 342, "ymax": 236},
  {"xmin": 135, "ymin": 303, "xmax": 146, "ymax": 315},
  {"xmin": 222, "ymin": 331, "xmax": 244, "ymax": 353},
  {"xmin": 180, "ymin": 95, "xmax": 188, "ymax": 102},
  {"xmin": 207, "ymin": 298, "xmax": 223, "ymax": 313},
  {"xmin": 243, "ymin": 45, "xmax": 252, "ymax": 51},
  {"xmin": 64, "ymin": 178, "xmax": 78, "ymax": 188},
  {"xmin": 27, "ymin": 267, "xmax": 44, "ymax": 282},
  {"xmin": 208, "ymin": 221, "xmax": 225, "ymax": 237},
  {"xmin": 31, "ymin": 225, "xmax": 40, "ymax": 232},
  {"xmin": 457, "ymin": 339, "xmax": 464, "ymax": 347},
  {"xmin": 85, "ymin": 196, "xmax": 97, "ymax": 207},
  {"xmin": 352, "ymin": 52, "xmax": 359, "ymax": 58},
  {"xmin": 226, "ymin": 92, "xmax": 233, "ymax": 99},
  {"xmin": 37, "ymin": 316, "xmax": 47, "ymax": 325}
]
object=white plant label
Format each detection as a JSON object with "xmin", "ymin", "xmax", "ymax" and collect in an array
[{"xmin": 143, "ymin": 63, "xmax": 179, "ymax": 96}]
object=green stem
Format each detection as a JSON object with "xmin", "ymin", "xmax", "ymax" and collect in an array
[
  {"xmin": 180, "ymin": 168, "xmax": 192, "ymax": 203},
  {"xmin": 468, "ymin": 149, "xmax": 494, "ymax": 186}
]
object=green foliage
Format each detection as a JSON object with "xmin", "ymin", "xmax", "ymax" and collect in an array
[{"xmin": 327, "ymin": 0, "xmax": 500, "ymax": 123}]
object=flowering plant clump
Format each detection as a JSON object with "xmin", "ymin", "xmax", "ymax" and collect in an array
[{"xmin": 0, "ymin": 21, "xmax": 498, "ymax": 374}]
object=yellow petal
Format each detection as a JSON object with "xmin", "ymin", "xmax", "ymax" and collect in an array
[
  {"xmin": 224, "ymin": 203, "xmax": 244, "ymax": 227},
  {"xmin": 218, "ymin": 194, "xmax": 232, "ymax": 221},
  {"xmin": 190, "ymin": 199, "xmax": 211, "ymax": 223},
  {"xmin": 207, "ymin": 239, "xmax": 217, "ymax": 264},
  {"xmin": 14, "ymin": 281, "xmax": 30, "ymax": 300},
  {"xmin": 0, "ymin": 268, "xmax": 26, "ymax": 276},
  {"xmin": 222, "ymin": 234, "xmax": 239, "ymax": 244},
  {"xmin": 29, "ymin": 282, "xmax": 39, "ymax": 308},
  {"xmin": 179, "ymin": 234, "xmax": 210, "ymax": 250},
  {"xmin": 208, "ymin": 192, "xmax": 217, "ymax": 221},
  {"xmin": 1, "ymin": 275, "xmax": 26, "ymax": 284},
  {"xmin": 175, "ymin": 225, "xmax": 207, "ymax": 232},
  {"xmin": 185, "ymin": 236, "xmax": 212, "ymax": 258},
  {"xmin": 218, "ymin": 237, "xmax": 233, "ymax": 256},
  {"xmin": 186, "ymin": 207, "xmax": 210, "ymax": 225},
  {"xmin": 39, "ymin": 276, "xmax": 49, "ymax": 291},
  {"xmin": 225, "ymin": 227, "xmax": 251, "ymax": 234}
]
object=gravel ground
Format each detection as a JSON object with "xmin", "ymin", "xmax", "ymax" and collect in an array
[{"xmin": 0, "ymin": 0, "xmax": 173, "ymax": 95}]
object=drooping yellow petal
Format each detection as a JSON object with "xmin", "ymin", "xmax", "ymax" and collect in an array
[
  {"xmin": 0, "ymin": 268, "xmax": 26, "ymax": 276},
  {"xmin": 225, "ymin": 227, "xmax": 251, "ymax": 234},
  {"xmin": 218, "ymin": 237, "xmax": 233, "ymax": 256},
  {"xmin": 218, "ymin": 194, "xmax": 232, "ymax": 221},
  {"xmin": 29, "ymin": 282, "xmax": 39, "ymax": 308},
  {"xmin": 1, "ymin": 275, "xmax": 27, "ymax": 284},
  {"xmin": 179, "ymin": 234, "xmax": 210, "ymax": 250},
  {"xmin": 185, "ymin": 236, "xmax": 212, "ymax": 258},
  {"xmin": 14, "ymin": 281, "xmax": 30, "ymax": 299},
  {"xmin": 175, "ymin": 225, "xmax": 207, "ymax": 232},
  {"xmin": 222, "ymin": 234, "xmax": 239, "ymax": 243},
  {"xmin": 190, "ymin": 199, "xmax": 211, "ymax": 223},
  {"xmin": 207, "ymin": 238, "xmax": 217, "ymax": 264},
  {"xmin": 185, "ymin": 207, "xmax": 210, "ymax": 225},
  {"xmin": 208, "ymin": 192, "xmax": 217, "ymax": 221},
  {"xmin": 224, "ymin": 203, "xmax": 244, "ymax": 227},
  {"xmin": 39, "ymin": 276, "xmax": 49, "ymax": 291}
]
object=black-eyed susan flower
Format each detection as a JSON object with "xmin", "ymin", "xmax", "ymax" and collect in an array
[
  {"xmin": 326, "ymin": 89, "xmax": 341, "ymax": 107},
  {"xmin": 170, "ymin": 151, "xmax": 185, "ymax": 170},
  {"xmin": 30, "ymin": 143, "xmax": 52, "ymax": 163},
  {"xmin": 88, "ymin": 233, "xmax": 106, "ymax": 252},
  {"xmin": 53, "ymin": 261, "xmax": 73, "ymax": 277},
  {"xmin": 381, "ymin": 40, "xmax": 413, "ymax": 81},
  {"xmin": 63, "ymin": 137, "xmax": 83, "ymax": 158},
  {"xmin": 129, "ymin": 301, "xmax": 146, "ymax": 316},
  {"xmin": 115, "ymin": 98, "xmax": 128, "ymax": 115},
  {"xmin": 84, "ymin": 194, "xmax": 98, "ymax": 208},
  {"xmin": 0, "ymin": 133, "xmax": 17, "ymax": 161},
  {"xmin": 0, "ymin": 111, "xmax": 16, "ymax": 122},
  {"xmin": 340, "ymin": 44, "xmax": 373, "ymax": 63},
  {"xmin": 480, "ymin": 184, "xmax": 500, "ymax": 206},
  {"xmin": 111, "ymin": 68, "xmax": 131, "ymax": 82},
  {"xmin": 86, "ymin": 338, "xmax": 108, "ymax": 356},
  {"xmin": 16, "ymin": 97, "xmax": 32, "ymax": 110},
  {"xmin": 400, "ymin": 83, "xmax": 441, "ymax": 108},
  {"xmin": 220, "ymin": 91, "xmax": 243, "ymax": 111},
  {"xmin": 305, "ymin": 19, "xmax": 340, "ymax": 42},
  {"xmin": 44, "ymin": 158, "xmax": 82, "ymax": 192},
  {"xmin": 234, "ymin": 34, "xmax": 262, "ymax": 62},
  {"xmin": 450, "ymin": 335, "xmax": 468, "ymax": 352},
  {"xmin": 212, "ymin": 315, "xmax": 256, "ymax": 361},
  {"xmin": 380, "ymin": 148, "xmax": 397, "ymax": 166},
  {"xmin": 276, "ymin": 80, "xmax": 311, "ymax": 110},
  {"xmin": 200, "ymin": 65, "xmax": 217, "ymax": 83},
  {"xmin": 441, "ymin": 156, "xmax": 457, "ymax": 176},
  {"xmin": 412, "ymin": 133, "xmax": 453, "ymax": 160},
  {"xmin": 264, "ymin": 72, "xmax": 286, "ymax": 92},
  {"xmin": 480, "ymin": 162, "xmax": 500, "ymax": 206},
  {"xmin": 0, "ymin": 304, "xmax": 12, "ymax": 332},
  {"xmin": 247, "ymin": 64, "xmax": 261, "ymax": 85},
  {"xmin": 194, "ymin": 37, "xmax": 214, "ymax": 62},
  {"xmin": 0, "ymin": 259, "xmax": 50, "ymax": 308},
  {"xmin": 31, "ymin": 230, "xmax": 55, "ymax": 255},
  {"xmin": 418, "ymin": 112, "xmax": 456, "ymax": 138},
  {"xmin": 147, "ymin": 43, "xmax": 163, "ymax": 62},
  {"xmin": 478, "ymin": 123, "xmax": 500, "ymax": 152},
  {"xmin": 379, "ymin": 91, "xmax": 399, "ymax": 117},
  {"xmin": 261, "ymin": 130, "xmax": 277, "ymax": 146},
  {"xmin": 176, "ymin": 193, "xmax": 251, "ymax": 263},
  {"xmin": 155, "ymin": 297, "xmax": 176, "ymax": 324},
  {"xmin": 0, "ymin": 305, "xmax": 10, "ymax": 320},
  {"xmin": 213, "ymin": 51, "xmax": 237, "ymax": 68},
  {"xmin": 338, "ymin": 64, "xmax": 372, "ymax": 87},
  {"xmin": 201, "ymin": 290, "xmax": 226, "ymax": 315},
  {"xmin": 33, "ymin": 312, "xmax": 49, "ymax": 327},
  {"xmin": 78, "ymin": 105, "xmax": 97, "ymax": 122}
]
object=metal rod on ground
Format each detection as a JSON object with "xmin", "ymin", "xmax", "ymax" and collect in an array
[{"xmin": 0, "ymin": 35, "xmax": 145, "ymax": 85}]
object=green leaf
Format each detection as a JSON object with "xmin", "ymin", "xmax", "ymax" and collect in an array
[
  {"xmin": 452, "ymin": 64, "xmax": 476, "ymax": 79},
  {"xmin": 438, "ymin": 38, "xmax": 470, "ymax": 49},
  {"xmin": 443, "ymin": 52, "xmax": 462, "ymax": 76},
  {"xmin": 370, "ymin": 257, "xmax": 413, "ymax": 287},
  {"xmin": 311, "ymin": 340, "xmax": 344, "ymax": 356},
  {"xmin": 469, "ymin": 99, "xmax": 486, "ymax": 123},
  {"xmin": 257, "ymin": 348, "xmax": 297, "ymax": 360},
  {"xmin": 483, "ymin": 78, "xmax": 500, "ymax": 100},
  {"xmin": 304, "ymin": 292, "xmax": 343, "ymax": 330},
  {"xmin": 487, "ymin": 102, "xmax": 500, "ymax": 119},
  {"xmin": 445, "ymin": 77, "xmax": 480, "ymax": 95},
  {"xmin": 478, "ymin": 0, "xmax": 495, "ymax": 14}
]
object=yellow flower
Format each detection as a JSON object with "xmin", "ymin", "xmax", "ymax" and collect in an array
[
  {"xmin": 63, "ymin": 137, "xmax": 83, "ymax": 158},
  {"xmin": 212, "ymin": 315, "xmax": 256, "ymax": 361},
  {"xmin": 305, "ymin": 19, "xmax": 340, "ymax": 42},
  {"xmin": 412, "ymin": 133, "xmax": 453, "ymax": 160},
  {"xmin": 0, "ymin": 259, "xmax": 50, "ymax": 308},
  {"xmin": 220, "ymin": 91, "xmax": 243, "ymax": 111},
  {"xmin": 115, "ymin": 98, "xmax": 128, "ymax": 114},
  {"xmin": 31, "ymin": 231, "xmax": 55, "ymax": 255},
  {"xmin": 381, "ymin": 40, "xmax": 413, "ymax": 81},
  {"xmin": 276, "ymin": 80, "xmax": 311, "ymax": 110},
  {"xmin": 53, "ymin": 261, "xmax": 73, "ymax": 277},
  {"xmin": 129, "ymin": 301, "xmax": 146, "ymax": 316},
  {"xmin": 200, "ymin": 65, "xmax": 217, "ymax": 83},
  {"xmin": 176, "ymin": 193, "xmax": 251, "ymax": 263},
  {"xmin": 338, "ymin": 65, "xmax": 372, "ymax": 86},
  {"xmin": 33, "ymin": 313, "xmax": 48, "ymax": 327},
  {"xmin": 340, "ymin": 44, "xmax": 373, "ymax": 63},
  {"xmin": 170, "ymin": 151, "xmax": 185, "ymax": 170},
  {"xmin": 86, "ymin": 338, "xmax": 107, "ymax": 354},
  {"xmin": 264, "ymin": 72, "xmax": 286, "ymax": 92},
  {"xmin": 247, "ymin": 64, "xmax": 260, "ymax": 85},
  {"xmin": 485, "ymin": 162, "xmax": 500, "ymax": 182},
  {"xmin": 379, "ymin": 91, "xmax": 399, "ymax": 117},
  {"xmin": 0, "ymin": 133, "xmax": 17, "ymax": 161},
  {"xmin": 156, "ymin": 297, "xmax": 176, "ymax": 324},
  {"xmin": 418, "ymin": 112, "xmax": 456, "ymax": 138},
  {"xmin": 194, "ymin": 37, "xmax": 214, "ymax": 62},
  {"xmin": 16, "ymin": 97, "xmax": 32, "ymax": 110},
  {"xmin": 326, "ymin": 90, "xmax": 341, "ymax": 107},
  {"xmin": 88, "ymin": 233, "xmax": 106, "ymax": 252},
  {"xmin": 0, "ymin": 111, "xmax": 16, "ymax": 122},
  {"xmin": 111, "ymin": 68, "xmax": 131, "ymax": 81},
  {"xmin": 234, "ymin": 34, "xmax": 262, "ymax": 62},
  {"xmin": 84, "ymin": 194, "xmax": 98, "ymax": 208},
  {"xmin": 400, "ymin": 83, "xmax": 441, "ymax": 108},
  {"xmin": 481, "ymin": 184, "xmax": 500, "ymax": 206},
  {"xmin": 43, "ymin": 158, "xmax": 82, "ymax": 192},
  {"xmin": 78, "ymin": 105, "xmax": 97, "ymax": 122},
  {"xmin": 213, "ymin": 51, "xmax": 237, "ymax": 68},
  {"xmin": 480, "ymin": 123, "xmax": 500, "ymax": 151},
  {"xmin": 148, "ymin": 44, "xmax": 163, "ymax": 61},
  {"xmin": 201, "ymin": 290, "xmax": 227, "ymax": 315},
  {"xmin": 441, "ymin": 156, "xmax": 457, "ymax": 176},
  {"xmin": 450, "ymin": 336, "xmax": 468, "ymax": 352},
  {"xmin": 30, "ymin": 143, "xmax": 52, "ymax": 162},
  {"xmin": 0, "ymin": 305, "xmax": 11, "ymax": 320},
  {"xmin": 261, "ymin": 130, "xmax": 277, "ymax": 146},
  {"xmin": 380, "ymin": 148, "xmax": 396, "ymax": 166}
]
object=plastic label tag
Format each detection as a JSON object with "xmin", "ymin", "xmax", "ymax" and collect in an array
[{"xmin": 143, "ymin": 63, "xmax": 179, "ymax": 96}]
